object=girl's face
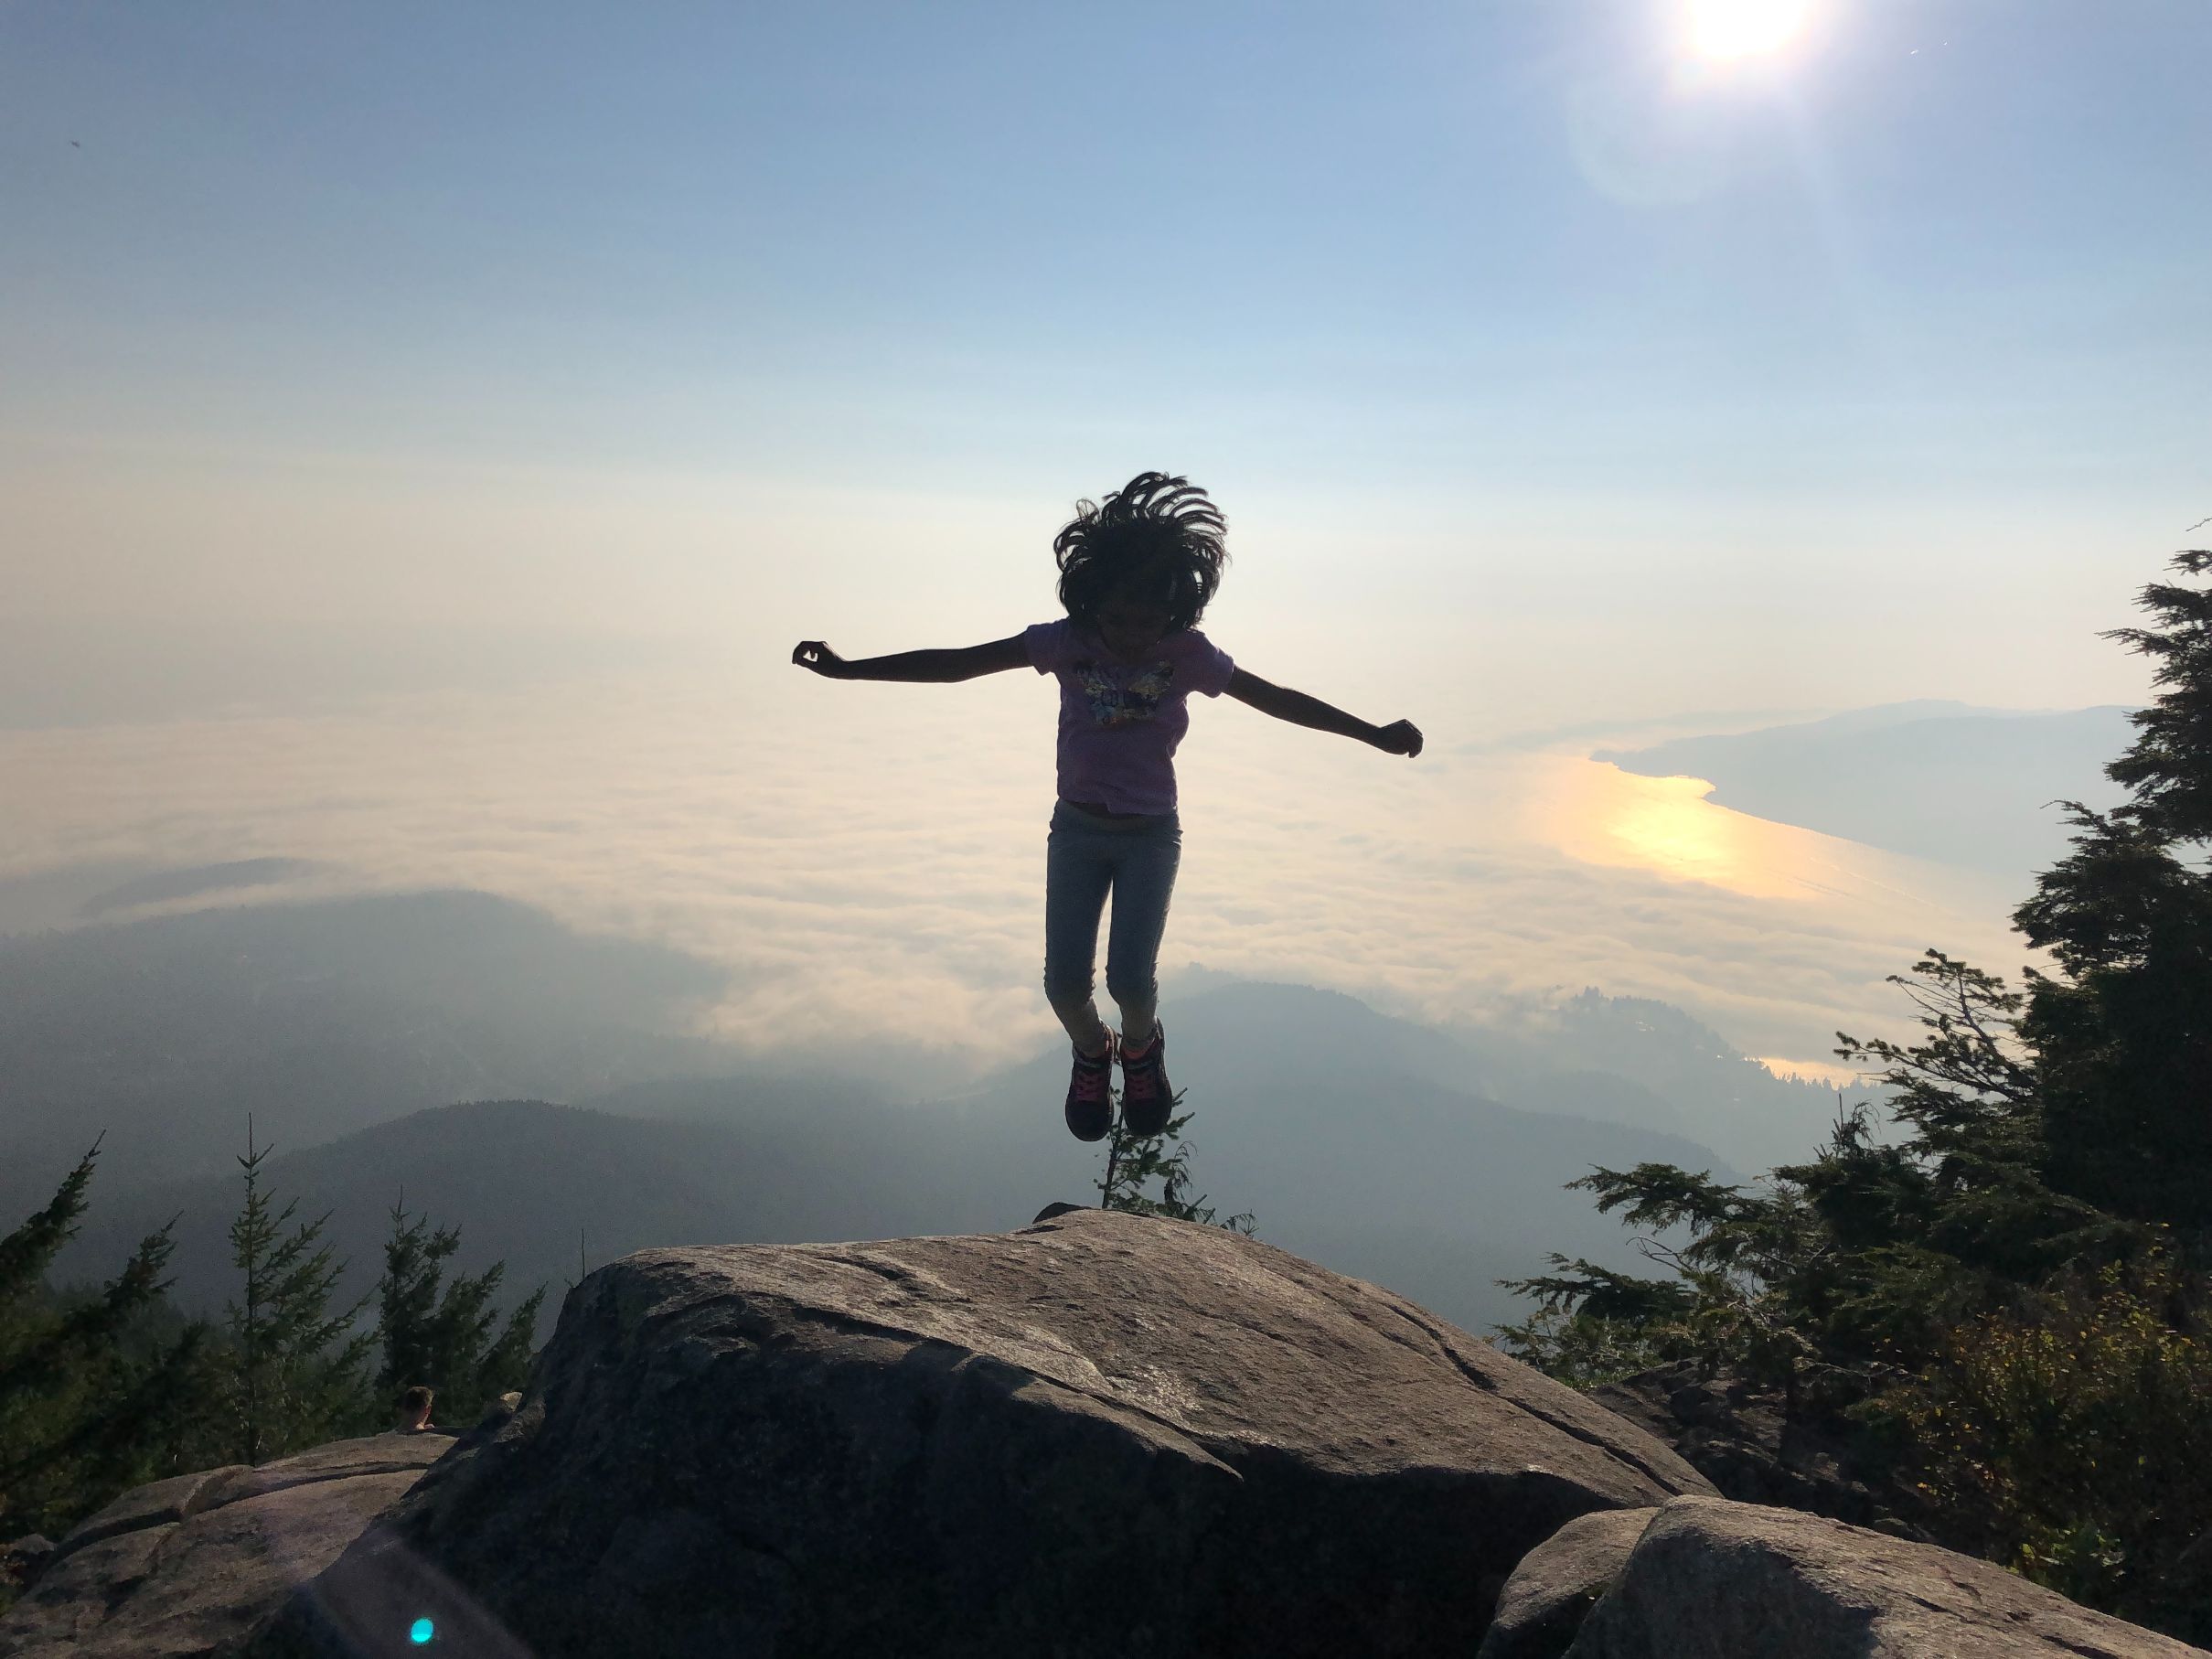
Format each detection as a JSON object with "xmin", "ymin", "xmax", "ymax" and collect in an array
[{"xmin": 1096, "ymin": 590, "xmax": 1174, "ymax": 660}]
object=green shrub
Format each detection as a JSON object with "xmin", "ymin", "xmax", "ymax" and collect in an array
[
  {"xmin": 1869, "ymin": 1259, "xmax": 2212, "ymax": 1639},
  {"xmin": 1489, "ymin": 1306, "xmax": 1674, "ymax": 1390}
]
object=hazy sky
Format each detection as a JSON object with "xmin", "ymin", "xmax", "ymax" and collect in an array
[
  {"xmin": 6, "ymin": 1, "xmax": 2207, "ymax": 699},
  {"xmin": 3, "ymin": 3, "xmax": 2206, "ymax": 1085}
]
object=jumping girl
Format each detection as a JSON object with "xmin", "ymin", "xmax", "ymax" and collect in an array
[{"xmin": 792, "ymin": 472, "xmax": 1423, "ymax": 1143}]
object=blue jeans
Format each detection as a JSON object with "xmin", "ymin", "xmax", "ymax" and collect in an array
[{"xmin": 1042, "ymin": 799, "xmax": 1181, "ymax": 1054}]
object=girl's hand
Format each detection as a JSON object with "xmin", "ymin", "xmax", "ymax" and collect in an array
[
  {"xmin": 1373, "ymin": 720, "xmax": 1424, "ymax": 757},
  {"xmin": 792, "ymin": 640, "xmax": 850, "ymax": 679}
]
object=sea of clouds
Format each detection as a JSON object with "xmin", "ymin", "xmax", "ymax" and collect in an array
[{"xmin": 2, "ymin": 648, "xmax": 2029, "ymax": 1088}]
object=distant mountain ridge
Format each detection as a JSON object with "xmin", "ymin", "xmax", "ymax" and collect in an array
[
  {"xmin": 48, "ymin": 979, "xmax": 1794, "ymax": 1343},
  {"xmin": 57, "ymin": 1050, "xmax": 1734, "ymax": 1344},
  {"xmin": 75, "ymin": 858, "xmax": 322, "ymax": 917},
  {"xmin": 55, "ymin": 1097, "xmax": 981, "ymax": 1343},
  {"xmin": 0, "ymin": 889, "xmax": 732, "ymax": 1214},
  {"xmin": 16, "ymin": 888, "xmax": 1871, "ymax": 1335},
  {"xmin": 3, "ymin": 886, "xmax": 1849, "ymax": 1214}
]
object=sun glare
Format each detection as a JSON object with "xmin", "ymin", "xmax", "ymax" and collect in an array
[{"xmin": 1684, "ymin": 0, "xmax": 1817, "ymax": 61}]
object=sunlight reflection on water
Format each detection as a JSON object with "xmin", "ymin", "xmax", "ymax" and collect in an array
[
  {"xmin": 1544, "ymin": 759, "xmax": 1867, "ymax": 901},
  {"xmin": 1532, "ymin": 755, "xmax": 2011, "ymax": 923}
]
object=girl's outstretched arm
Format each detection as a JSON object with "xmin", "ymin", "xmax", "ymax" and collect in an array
[
  {"xmin": 792, "ymin": 635, "xmax": 1028, "ymax": 683},
  {"xmin": 1225, "ymin": 668, "xmax": 1423, "ymax": 756}
]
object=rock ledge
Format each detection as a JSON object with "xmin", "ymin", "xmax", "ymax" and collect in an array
[{"xmin": 267, "ymin": 1208, "xmax": 1711, "ymax": 1658}]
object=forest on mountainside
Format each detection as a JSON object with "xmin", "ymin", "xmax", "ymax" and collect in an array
[{"xmin": 0, "ymin": 1128, "xmax": 539, "ymax": 1612}]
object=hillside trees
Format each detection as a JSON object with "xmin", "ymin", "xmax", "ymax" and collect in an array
[
  {"xmin": 0, "ymin": 1142, "xmax": 208, "ymax": 1545},
  {"xmin": 1501, "ymin": 547, "xmax": 2212, "ymax": 1637},
  {"xmin": 375, "ymin": 1198, "xmax": 542, "ymax": 1427},
  {"xmin": 1497, "ymin": 957, "xmax": 2134, "ymax": 1385},
  {"xmin": 1, "ymin": 1130, "xmax": 549, "ymax": 1589}
]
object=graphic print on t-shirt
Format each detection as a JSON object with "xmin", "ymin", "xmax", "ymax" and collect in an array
[{"xmin": 1073, "ymin": 658, "xmax": 1176, "ymax": 728}]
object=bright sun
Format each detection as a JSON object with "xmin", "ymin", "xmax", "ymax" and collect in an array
[{"xmin": 1684, "ymin": 0, "xmax": 1818, "ymax": 61}]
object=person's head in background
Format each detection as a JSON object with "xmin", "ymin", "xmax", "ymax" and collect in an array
[{"xmin": 396, "ymin": 1385, "xmax": 435, "ymax": 1432}]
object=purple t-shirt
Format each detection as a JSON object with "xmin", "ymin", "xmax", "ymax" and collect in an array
[{"xmin": 1024, "ymin": 619, "xmax": 1237, "ymax": 815}]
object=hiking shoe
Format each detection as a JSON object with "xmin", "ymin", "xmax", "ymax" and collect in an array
[
  {"xmin": 1119, "ymin": 1023, "xmax": 1173, "ymax": 1139},
  {"xmin": 1063, "ymin": 1038, "xmax": 1116, "ymax": 1141}
]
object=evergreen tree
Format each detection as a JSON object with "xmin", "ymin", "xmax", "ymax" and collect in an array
[
  {"xmin": 2015, "ymin": 549, "xmax": 2212, "ymax": 1226},
  {"xmin": 376, "ymin": 1195, "xmax": 443, "ymax": 1400},
  {"xmin": 1096, "ymin": 1106, "xmax": 1255, "ymax": 1234},
  {"xmin": 2104, "ymin": 547, "xmax": 2212, "ymax": 842},
  {"xmin": 225, "ymin": 1122, "xmax": 373, "ymax": 1464},
  {"xmin": 1498, "ymin": 959, "xmax": 2141, "ymax": 1386},
  {"xmin": 375, "ymin": 1196, "xmax": 543, "ymax": 1427},
  {"xmin": 0, "ymin": 1142, "xmax": 209, "ymax": 1547}
]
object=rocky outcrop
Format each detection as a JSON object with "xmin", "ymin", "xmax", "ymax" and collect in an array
[
  {"xmin": 1591, "ymin": 1360, "xmax": 1924, "ymax": 1536},
  {"xmin": 1565, "ymin": 1495, "xmax": 2211, "ymax": 1657},
  {"xmin": 17, "ymin": 1214, "xmax": 2212, "ymax": 1658},
  {"xmin": 0, "ymin": 1434, "xmax": 450, "ymax": 1659},
  {"xmin": 1478, "ymin": 1507, "xmax": 1655, "ymax": 1659},
  {"xmin": 260, "ymin": 1208, "xmax": 1713, "ymax": 1659},
  {"xmin": 41, "ymin": 1464, "xmax": 249, "ymax": 1559}
]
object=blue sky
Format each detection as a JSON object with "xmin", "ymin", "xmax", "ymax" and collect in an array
[{"xmin": 4, "ymin": 0, "xmax": 2207, "ymax": 707}]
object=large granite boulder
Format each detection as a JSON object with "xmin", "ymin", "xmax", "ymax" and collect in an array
[
  {"xmin": 262, "ymin": 1208, "xmax": 1712, "ymax": 1658},
  {"xmin": 1564, "ymin": 1495, "xmax": 2212, "ymax": 1657},
  {"xmin": 1478, "ymin": 1507, "xmax": 1655, "ymax": 1659},
  {"xmin": 0, "ymin": 1434, "xmax": 450, "ymax": 1659}
]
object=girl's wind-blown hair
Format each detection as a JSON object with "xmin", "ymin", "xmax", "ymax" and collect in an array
[{"xmin": 1053, "ymin": 472, "xmax": 1229, "ymax": 633}]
